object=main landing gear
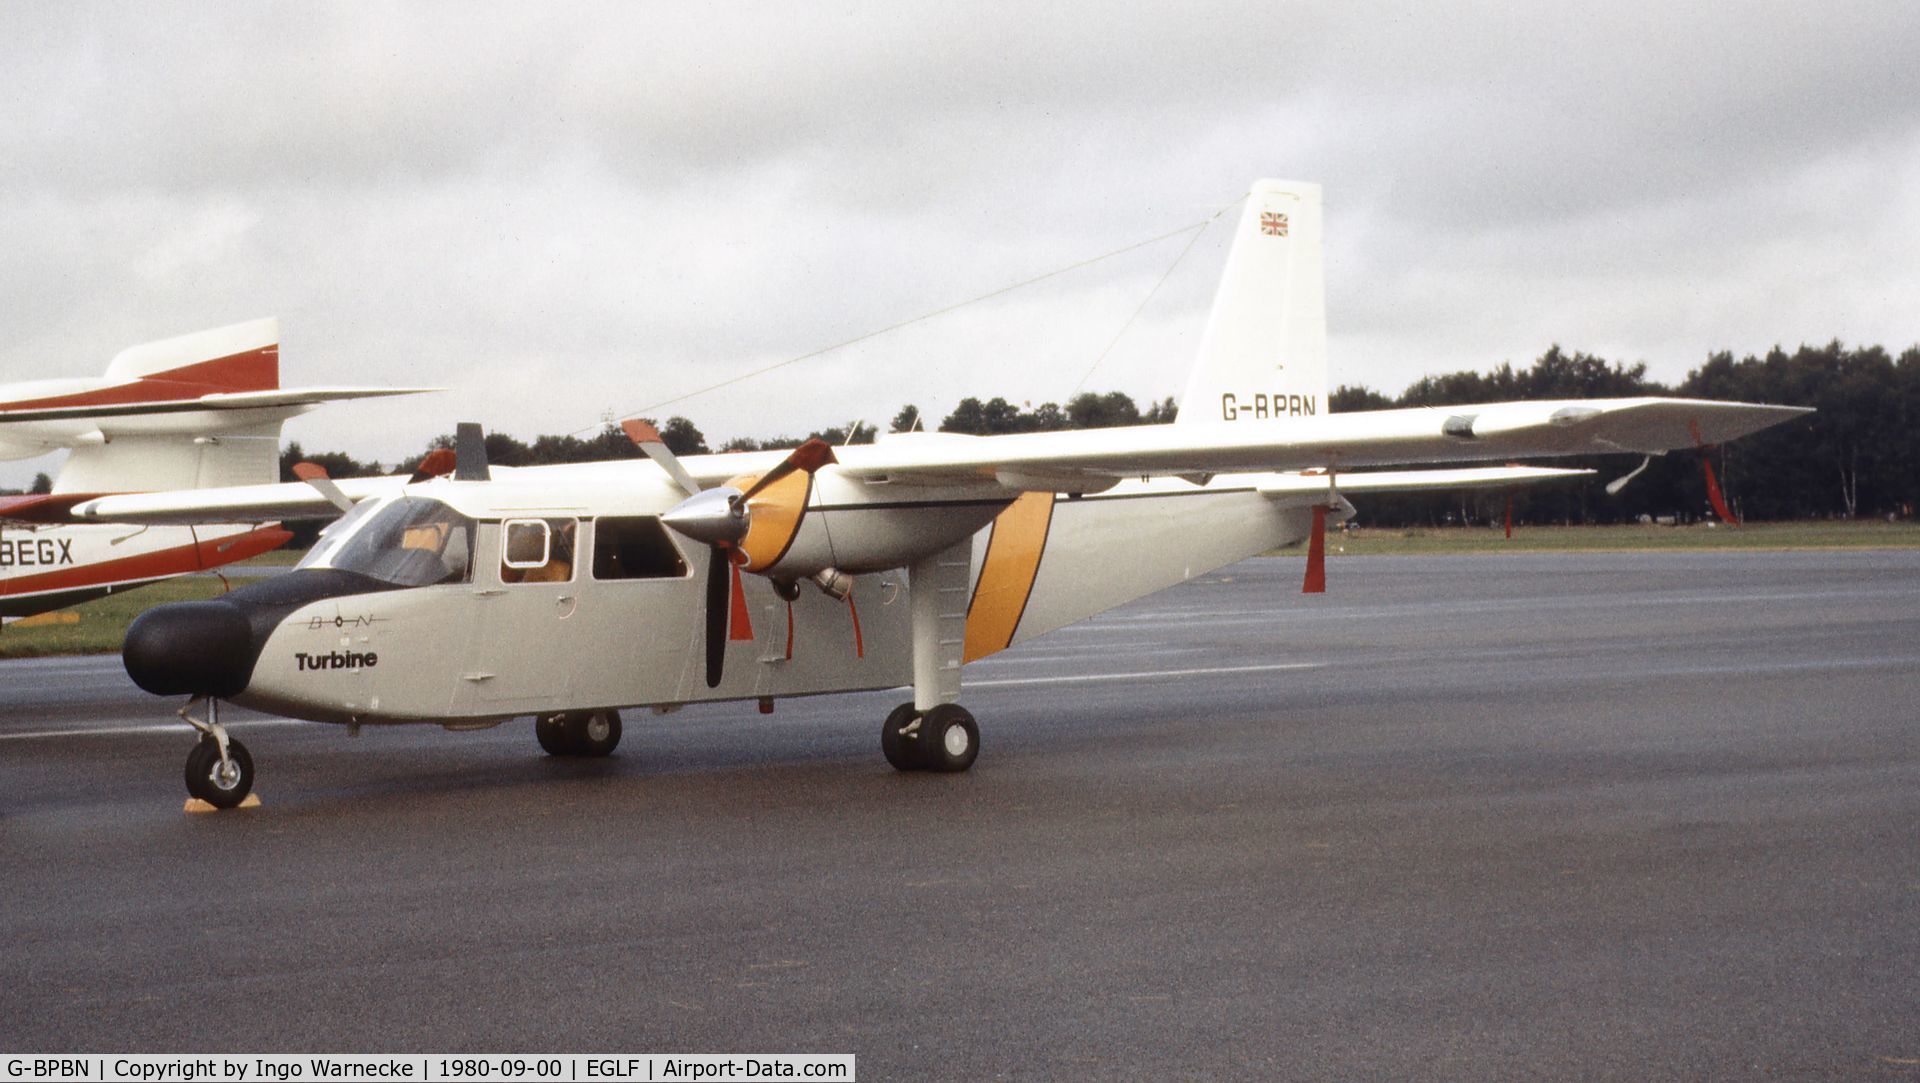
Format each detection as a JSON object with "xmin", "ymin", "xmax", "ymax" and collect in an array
[
  {"xmin": 179, "ymin": 696, "xmax": 255, "ymax": 809},
  {"xmin": 881, "ymin": 702, "xmax": 979, "ymax": 773},
  {"xmin": 535, "ymin": 708, "xmax": 623, "ymax": 757}
]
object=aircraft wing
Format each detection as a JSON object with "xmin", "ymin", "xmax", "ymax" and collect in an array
[
  {"xmin": 1256, "ymin": 464, "xmax": 1592, "ymax": 502},
  {"xmin": 828, "ymin": 398, "xmax": 1809, "ymax": 491},
  {"xmin": 70, "ymin": 475, "xmax": 411, "ymax": 525},
  {"xmin": 0, "ymin": 386, "xmax": 439, "ymax": 425}
]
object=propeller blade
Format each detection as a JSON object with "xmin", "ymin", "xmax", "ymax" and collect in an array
[
  {"xmin": 704, "ymin": 546, "xmax": 729, "ymax": 688},
  {"xmin": 454, "ymin": 422, "xmax": 490, "ymax": 481},
  {"xmin": 622, "ymin": 419, "xmax": 702, "ymax": 498},
  {"xmin": 738, "ymin": 439, "xmax": 838, "ymax": 503},
  {"xmin": 291, "ymin": 462, "xmax": 355, "ymax": 513},
  {"xmin": 408, "ymin": 447, "xmax": 458, "ymax": 484},
  {"xmin": 1302, "ymin": 505, "xmax": 1328, "ymax": 594}
]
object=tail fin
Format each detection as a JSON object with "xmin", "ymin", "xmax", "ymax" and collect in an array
[
  {"xmin": 0, "ymin": 319, "xmax": 433, "ymax": 497},
  {"xmin": 102, "ymin": 317, "xmax": 279, "ymax": 390},
  {"xmin": 1177, "ymin": 179, "xmax": 1327, "ymax": 426},
  {"xmin": 0, "ymin": 320, "xmax": 288, "ymax": 494}
]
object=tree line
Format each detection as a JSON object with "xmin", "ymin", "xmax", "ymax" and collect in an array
[{"xmin": 265, "ymin": 342, "xmax": 1915, "ymax": 530}]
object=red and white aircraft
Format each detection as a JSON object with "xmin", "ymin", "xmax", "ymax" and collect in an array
[
  {"xmin": 1, "ymin": 319, "xmax": 426, "ymax": 619},
  {"xmin": 68, "ymin": 180, "xmax": 1808, "ymax": 807}
]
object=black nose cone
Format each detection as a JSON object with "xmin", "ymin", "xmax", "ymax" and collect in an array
[{"xmin": 124, "ymin": 600, "xmax": 258, "ymax": 698}]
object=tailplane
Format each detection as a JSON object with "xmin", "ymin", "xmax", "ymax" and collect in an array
[
  {"xmin": 0, "ymin": 318, "xmax": 432, "ymax": 496},
  {"xmin": 1177, "ymin": 179, "xmax": 1327, "ymax": 426}
]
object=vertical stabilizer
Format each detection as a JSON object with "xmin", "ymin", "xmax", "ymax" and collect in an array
[
  {"xmin": 102, "ymin": 317, "xmax": 279, "ymax": 389},
  {"xmin": 1177, "ymin": 180, "xmax": 1326, "ymax": 425}
]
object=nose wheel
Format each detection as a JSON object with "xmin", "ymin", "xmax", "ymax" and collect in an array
[
  {"xmin": 881, "ymin": 702, "xmax": 979, "ymax": 772},
  {"xmin": 178, "ymin": 696, "xmax": 255, "ymax": 809}
]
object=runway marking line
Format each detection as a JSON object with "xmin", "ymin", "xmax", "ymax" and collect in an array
[
  {"xmin": 0, "ymin": 718, "xmax": 305, "ymax": 742},
  {"xmin": 970, "ymin": 661, "xmax": 1321, "ymax": 688}
]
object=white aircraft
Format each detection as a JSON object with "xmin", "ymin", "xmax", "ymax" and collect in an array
[
  {"xmin": 71, "ymin": 180, "xmax": 1808, "ymax": 808},
  {"xmin": 0, "ymin": 319, "xmax": 426, "ymax": 620}
]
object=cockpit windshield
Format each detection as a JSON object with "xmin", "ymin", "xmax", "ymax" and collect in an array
[{"xmin": 296, "ymin": 496, "xmax": 476, "ymax": 586}]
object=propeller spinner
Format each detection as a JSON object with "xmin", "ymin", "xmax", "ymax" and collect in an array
[{"xmin": 623, "ymin": 424, "xmax": 839, "ymax": 688}]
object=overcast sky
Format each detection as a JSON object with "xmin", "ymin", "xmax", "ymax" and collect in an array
[{"xmin": 3, "ymin": 2, "xmax": 1916, "ymax": 487}]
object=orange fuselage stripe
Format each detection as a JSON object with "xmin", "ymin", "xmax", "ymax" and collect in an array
[{"xmin": 963, "ymin": 491, "xmax": 1055, "ymax": 663}]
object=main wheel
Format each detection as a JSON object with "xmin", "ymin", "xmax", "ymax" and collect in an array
[
  {"xmin": 564, "ymin": 709, "xmax": 622, "ymax": 757},
  {"xmin": 919, "ymin": 704, "xmax": 979, "ymax": 773},
  {"xmin": 881, "ymin": 702, "xmax": 921, "ymax": 772},
  {"xmin": 183, "ymin": 736, "xmax": 254, "ymax": 808},
  {"xmin": 534, "ymin": 713, "xmax": 571, "ymax": 756}
]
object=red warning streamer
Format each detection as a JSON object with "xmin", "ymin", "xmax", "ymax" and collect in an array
[
  {"xmin": 846, "ymin": 587, "xmax": 865, "ymax": 658},
  {"xmin": 1302, "ymin": 505, "xmax": 1328, "ymax": 594},
  {"xmin": 727, "ymin": 552, "xmax": 755, "ymax": 640},
  {"xmin": 1689, "ymin": 420, "xmax": 1741, "ymax": 526}
]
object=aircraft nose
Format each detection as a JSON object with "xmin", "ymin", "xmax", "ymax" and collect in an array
[{"xmin": 123, "ymin": 600, "xmax": 258, "ymax": 698}]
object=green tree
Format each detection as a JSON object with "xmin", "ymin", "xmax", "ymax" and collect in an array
[
  {"xmin": 1330, "ymin": 385, "xmax": 1392, "ymax": 412},
  {"xmin": 1065, "ymin": 391, "xmax": 1140, "ymax": 429}
]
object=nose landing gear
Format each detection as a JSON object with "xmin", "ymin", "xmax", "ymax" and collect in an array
[{"xmin": 179, "ymin": 696, "xmax": 255, "ymax": 809}]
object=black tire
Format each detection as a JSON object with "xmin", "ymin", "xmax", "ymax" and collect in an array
[
  {"xmin": 535, "ymin": 713, "xmax": 572, "ymax": 756},
  {"xmin": 919, "ymin": 704, "xmax": 979, "ymax": 773},
  {"xmin": 881, "ymin": 702, "xmax": 921, "ymax": 772},
  {"xmin": 564, "ymin": 709, "xmax": 622, "ymax": 757},
  {"xmin": 183, "ymin": 736, "xmax": 254, "ymax": 809}
]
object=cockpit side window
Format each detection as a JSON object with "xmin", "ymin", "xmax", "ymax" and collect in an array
[
  {"xmin": 500, "ymin": 518, "xmax": 577, "ymax": 584},
  {"xmin": 307, "ymin": 497, "xmax": 476, "ymax": 587},
  {"xmin": 591, "ymin": 517, "xmax": 688, "ymax": 580}
]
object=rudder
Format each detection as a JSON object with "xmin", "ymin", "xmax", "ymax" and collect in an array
[{"xmin": 1177, "ymin": 180, "xmax": 1326, "ymax": 426}]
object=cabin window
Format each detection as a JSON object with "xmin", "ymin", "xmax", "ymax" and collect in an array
[
  {"xmin": 305, "ymin": 496, "xmax": 476, "ymax": 587},
  {"xmin": 592, "ymin": 516, "xmax": 688, "ymax": 580},
  {"xmin": 500, "ymin": 518, "xmax": 577, "ymax": 583}
]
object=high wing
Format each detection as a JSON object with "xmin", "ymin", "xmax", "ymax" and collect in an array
[
  {"xmin": 69, "ymin": 475, "xmax": 413, "ymax": 525},
  {"xmin": 1255, "ymin": 464, "xmax": 1593, "ymax": 500},
  {"xmin": 791, "ymin": 398, "xmax": 1806, "ymax": 494}
]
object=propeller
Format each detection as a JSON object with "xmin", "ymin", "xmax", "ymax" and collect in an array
[
  {"xmin": 624, "ymin": 425, "xmax": 839, "ymax": 688},
  {"xmin": 408, "ymin": 447, "xmax": 458, "ymax": 484},
  {"xmin": 292, "ymin": 462, "xmax": 355, "ymax": 513}
]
